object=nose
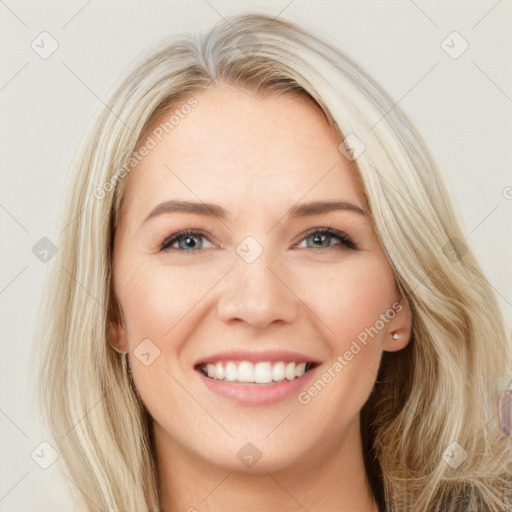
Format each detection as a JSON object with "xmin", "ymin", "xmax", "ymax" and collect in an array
[{"xmin": 216, "ymin": 249, "xmax": 299, "ymax": 329}]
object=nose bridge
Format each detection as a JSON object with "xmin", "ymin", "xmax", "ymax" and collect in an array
[{"xmin": 216, "ymin": 234, "xmax": 298, "ymax": 328}]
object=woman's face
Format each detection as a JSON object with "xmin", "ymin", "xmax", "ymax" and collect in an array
[{"xmin": 111, "ymin": 85, "xmax": 410, "ymax": 473}]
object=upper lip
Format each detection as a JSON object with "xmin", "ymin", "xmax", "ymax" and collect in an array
[{"xmin": 194, "ymin": 349, "xmax": 321, "ymax": 367}]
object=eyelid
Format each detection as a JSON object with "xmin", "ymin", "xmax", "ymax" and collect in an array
[
  {"xmin": 294, "ymin": 226, "xmax": 359, "ymax": 251},
  {"xmin": 160, "ymin": 226, "xmax": 359, "ymax": 252},
  {"xmin": 160, "ymin": 228, "xmax": 217, "ymax": 252}
]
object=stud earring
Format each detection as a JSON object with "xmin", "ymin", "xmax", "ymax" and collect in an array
[{"xmin": 391, "ymin": 331, "xmax": 399, "ymax": 340}]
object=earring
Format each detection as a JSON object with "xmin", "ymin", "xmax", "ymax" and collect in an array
[{"xmin": 391, "ymin": 331, "xmax": 399, "ymax": 340}]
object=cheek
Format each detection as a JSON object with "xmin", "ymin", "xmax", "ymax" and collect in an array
[
  {"xmin": 295, "ymin": 254, "xmax": 398, "ymax": 350},
  {"xmin": 116, "ymin": 259, "xmax": 219, "ymax": 342},
  {"xmin": 293, "ymin": 256, "xmax": 397, "ymax": 413},
  {"xmin": 114, "ymin": 258, "xmax": 229, "ymax": 399},
  {"xmin": 115, "ymin": 260, "xmax": 208, "ymax": 418}
]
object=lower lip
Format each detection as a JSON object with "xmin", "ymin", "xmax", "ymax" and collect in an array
[{"xmin": 196, "ymin": 366, "xmax": 318, "ymax": 405}]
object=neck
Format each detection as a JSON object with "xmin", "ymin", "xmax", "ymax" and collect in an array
[{"xmin": 155, "ymin": 417, "xmax": 379, "ymax": 512}]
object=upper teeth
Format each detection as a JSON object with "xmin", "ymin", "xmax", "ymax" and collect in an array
[{"xmin": 200, "ymin": 361, "xmax": 309, "ymax": 384}]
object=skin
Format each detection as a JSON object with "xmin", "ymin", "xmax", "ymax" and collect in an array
[{"xmin": 111, "ymin": 84, "xmax": 412, "ymax": 512}]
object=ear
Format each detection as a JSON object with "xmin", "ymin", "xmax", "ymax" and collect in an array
[
  {"xmin": 108, "ymin": 300, "xmax": 129, "ymax": 354},
  {"xmin": 381, "ymin": 293, "xmax": 412, "ymax": 353}
]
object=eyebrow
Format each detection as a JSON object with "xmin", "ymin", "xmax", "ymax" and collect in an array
[
  {"xmin": 143, "ymin": 201, "xmax": 367, "ymax": 224},
  {"xmin": 142, "ymin": 199, "xmax": 366, "ymax": 225}
]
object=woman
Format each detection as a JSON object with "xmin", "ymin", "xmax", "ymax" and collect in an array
[{"xmin": 31, "ymin": 12, "xmax": 512, "ymax": 512}]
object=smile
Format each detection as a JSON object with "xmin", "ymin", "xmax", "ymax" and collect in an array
[
  {"xmin": 194, "ymin": 351, "xmax": 321, "ymax": 405},
  {"xmin": 198, "ymin": 361, "xmax": 316, "ymax": 384}
]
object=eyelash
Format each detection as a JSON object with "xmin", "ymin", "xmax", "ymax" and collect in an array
[{"xmin": 160, "ymin": 227, "xmax": 359, "ymax": 253}]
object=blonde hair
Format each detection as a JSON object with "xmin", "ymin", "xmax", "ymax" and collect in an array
[{"xmin": 30, "ymin": 12, "xmax": 512, "ymax": 511}]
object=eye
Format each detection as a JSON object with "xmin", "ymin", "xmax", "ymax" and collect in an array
[
  {"xmin": 295, "ymin": 227, "xmax": 359, "ymax": 251},
  {"xmin": 160, "ymin": 229, "xmax": 214, "ymax": 252},
  {"xmin": 160, "ymin": 227, "xmax": 359, "ymax": 253}
]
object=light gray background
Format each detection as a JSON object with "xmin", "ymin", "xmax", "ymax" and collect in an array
[{"xmin": 1, "ymin": 1, "xmax": 511, "ymax": 510}]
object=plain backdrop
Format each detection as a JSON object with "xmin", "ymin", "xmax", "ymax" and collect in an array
[{"xmin": 1, "ymin": 1, "xmax": 511, "ymax": 510}]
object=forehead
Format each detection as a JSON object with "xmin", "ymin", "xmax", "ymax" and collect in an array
[{"xmin": 119, "ymin": 85, "xmax": 364, "ymax": 224}]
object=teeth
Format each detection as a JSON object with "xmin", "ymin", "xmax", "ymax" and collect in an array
[
  {"xmin": 225, "ymin": 362, "xmax": 238, "ymax": 382},
  {"xmin": 254, "ymin": 362, "xmax": 272, "ymax": 384},
  {"xmin": 295, "ymin": 362, "xmax": 306, "ymax": 378},
  {"xmin": 285, "ymin": 362, "xmax": 296, "ymax": 380},
  {"xmin": 199, "ymin": 361, "xmax": 313, "ymax": 384},
  {"xmin": 272, "ymin": 362, "xmax": 285, "ymax": 381},
  {"xmin": 238, "ymin": 361, "xmax": 255, "ymax": 383},
  {"xmin": 216, "ymin": 362, "xmax": 224, "ymax": 380}
]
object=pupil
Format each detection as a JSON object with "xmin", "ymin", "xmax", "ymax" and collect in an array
[
  {"xmin": 181, "ymin": 236, "xmax": 199, "ymax": 250},
  {"xmin": 312, "ymin": 234, "xmax": 327, "ymax": 247}
]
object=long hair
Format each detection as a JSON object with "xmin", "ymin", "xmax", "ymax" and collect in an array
[{"xmin": 30, "ymin": 12, "xmax": 512, "ymax": 511}]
